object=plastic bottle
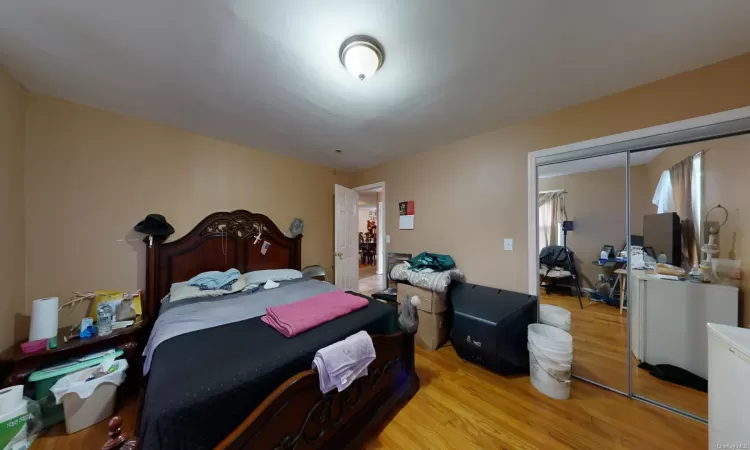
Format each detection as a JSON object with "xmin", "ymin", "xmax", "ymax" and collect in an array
[
  {"xmin": 97, "ymin": 303, "xmax": 114, "ymax": 337},
  {"xmin": 689, "ymin": 264, "xmax": 702, "ymax": 282}
]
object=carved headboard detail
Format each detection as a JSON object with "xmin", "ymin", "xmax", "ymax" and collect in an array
[
  {"xmin": 143, "ymin": 210, "xmax": 301, "ymax": 320},
  {"xmin": 201, "ymin": 216, "xmax": 271, "ymax": 239}
]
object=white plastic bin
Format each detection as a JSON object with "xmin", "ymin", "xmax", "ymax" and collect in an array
[
  {"xmin": 528, "ymin": 323, "xmax": 572, "ymax": 352},
  {"xmin": 50, "ymin": 359, "xmax": 128, "ymax": 434},
  {"xmin": 528, "ymin": 323, "xmax": 573, "ymax": 400},
  {"xmin": 708, "ymin": 323, "xmax": 750, "ymax": 448},
  {"xmin": 539, "ymin": 304, "xmax": 571, "ymax": 332}
]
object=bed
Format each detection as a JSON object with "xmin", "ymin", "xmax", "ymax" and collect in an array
[{"xmin": 103, "ymin": 210, "xmax": 418, "ymax": 450}]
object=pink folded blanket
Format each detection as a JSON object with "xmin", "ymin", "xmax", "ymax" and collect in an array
[{"xmin": 261, "ymin": 290, "xmax": 369, "ymax": 337}]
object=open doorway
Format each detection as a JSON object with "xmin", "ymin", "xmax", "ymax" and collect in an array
[{"xmin": 354, "ymin": 182, "xmax": 385, "ymax": 295}]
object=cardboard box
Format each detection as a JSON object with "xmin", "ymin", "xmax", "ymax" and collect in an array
[{"xmin": 397, "ymin": 284, "xmax": 448, "ymax": 351}]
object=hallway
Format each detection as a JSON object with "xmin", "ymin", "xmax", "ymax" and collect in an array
[{"xmin": 359, "ymin": 264, "xmax": 383, "ymax": 296}]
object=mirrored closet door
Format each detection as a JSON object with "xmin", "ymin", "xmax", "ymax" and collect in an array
[
  {"xmin": 533, "ymin": 111, "xmax": 750, "ymax": 426},
  {"xmin": 629, "ymin": 133, "xmax": 749, "ymax": 421},
  {"xmin": 537, "ymin": 152, "xmax": 629, "ymax": 393}
]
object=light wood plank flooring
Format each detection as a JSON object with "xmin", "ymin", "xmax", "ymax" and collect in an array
[
  {"xmin": 34, "ymin": 342, "xmax": 706, "ymax": 449},
  {"xmin": 31, "ymin": 395, "xmax": 138, "ymax": 450},
  {"xmin": 542, "ymin": 292, "xmax": 630, "ymax": 392},
  {"xmin": 542, "ymin": 291, "xmax": 708, "ymax": 419},
  {"xmin": 360, "ymin": 264, "xmax": 378, "ymax": 279},
  {"xmin": 366, "ymin": 344, "xmax": 706, "ymax": 449},
  {"xmin": 359, "ymin": 264, "xmax": 384, "ymax": 296}
]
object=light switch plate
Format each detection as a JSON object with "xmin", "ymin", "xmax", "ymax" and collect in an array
[
  {"xmin": 504, "ymin": 238, "xmax": 513, "ymax": 251},
  {"xmin": 386, "ymin": 235, "xmax": 391, "ymax": 244}
]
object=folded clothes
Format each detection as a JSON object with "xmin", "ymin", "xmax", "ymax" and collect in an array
[
  {"xmin": 198, "ymin": 281, "xmax": 234, "ymax": 291},
  {"xmin": 261, "ymin": 290, "xmax": 368, "ymax": 337},
  {"xmin": 390, "ymin": 262, "xmax": 465, "ymax": 293},
  {"xmin": 188, "ymin": 268, "xmax": 240, "ymax": 290},
  {"xmin": 312, "ymin": 331, "xmax": 375, "ymax": 393}
]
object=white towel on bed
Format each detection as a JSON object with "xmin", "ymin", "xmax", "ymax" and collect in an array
[{"xmin": 312, "ymin": 331, "xmax": 375, "ymax": 393}]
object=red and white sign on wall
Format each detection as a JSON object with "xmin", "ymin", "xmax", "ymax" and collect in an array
[{"xmin": 399, "ymin": 201, "xmax": 415, "ymax": 230}]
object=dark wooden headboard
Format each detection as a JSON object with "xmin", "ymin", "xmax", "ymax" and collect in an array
[{"xmin": 143, "ymin": 210, "xmax": 302, "ymax": 320}]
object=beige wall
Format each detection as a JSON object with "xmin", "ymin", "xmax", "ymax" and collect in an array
[
  {"xmin": 538, "ymin": 164, "xmax": 650, "ymax": 288},
  {"xmin": 24, "ymin": 95, "xmax": 352, "ymax": 327},
  {"xmin": 6, "ymin": 52, "xmax": 750, "ymax": 336},
  {"xmin": 639, "ymin": 135, "xmax": 750, "ymax": 325},
  {"xmin": 352, "ymin": 53, "xmax": 750, "ymax": 297},
  {"xmin": 0, "ymin": 68, "xmax": 26, "ymax": 349},
  {"xmin": 358, "ymin": 192, "xmax": 378, "ymax": 205}
]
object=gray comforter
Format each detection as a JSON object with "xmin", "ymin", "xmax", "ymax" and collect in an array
[
  {"xmin": 143, "ymin": 279, "xmax": 337, "ymax": 374},
  {"xmin": 390, "ymin": 262, "xmax": 465, "ymax": 293}
]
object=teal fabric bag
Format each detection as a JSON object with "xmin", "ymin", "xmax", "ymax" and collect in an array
[{"xmin": 407, "ymin": 252, "xmax": 456, "ymax": 271}]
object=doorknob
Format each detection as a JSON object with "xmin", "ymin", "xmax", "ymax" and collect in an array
[{"xmin": 334, "ymin": 252, "xmax": 343, "ymax": 259}]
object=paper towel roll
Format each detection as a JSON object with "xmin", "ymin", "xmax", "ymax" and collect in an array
[
  {"xmin": 0, "ymin": 385, "xmax": 23, "ymax": 416},
  {"xmin": 29, "ymin": 297, "xmax": 59, "ymax": 341}
]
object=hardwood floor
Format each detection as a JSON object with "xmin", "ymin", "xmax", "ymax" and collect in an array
[
  {"xmin": 31, "ymin": 395, "xmax": 138, "ymax": 450},
  {"xmin": 542, "ymin": 292, "xmax": 630, "ymax": 392},
  {"xmin": 34, "ymin": 342, "xmax": 706, "ymax": 449},
  {"xmin": 542, "ymin": 291, "xmax": 708, "ymax": 419},
  {"xmin": 366, "ymin": 344, "xmax": 706, "ymax": 449},
  {"xmin": 360, "ymin": 264, "xmax": 378, "ymax": 279},
  {"xmin": 359, "ymin": 264, "xmax": 384, "ymax": 296}
]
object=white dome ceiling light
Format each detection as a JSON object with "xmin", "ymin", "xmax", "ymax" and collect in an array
[{"xmin": 339, "ymin": 35, "xmax": 385, "ymax": 81}]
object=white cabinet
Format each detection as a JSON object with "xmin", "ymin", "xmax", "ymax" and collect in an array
[{"xmin": 629, "ymin": 270, "xmax": 739, "ymax": 379}]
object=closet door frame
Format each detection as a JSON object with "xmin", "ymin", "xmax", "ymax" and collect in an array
[{"xmin": 526, "ymin": 106, "xmax": 750, "ymax": 419}]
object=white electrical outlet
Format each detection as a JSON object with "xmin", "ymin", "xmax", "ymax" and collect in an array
[
  {"xmin": 504, "ymin": 238, "xmax": 513, "ymax": 251},
  {"xmin": 386, "ymin": 235, "xmax": 391, "ymax": 244},
  {"xmin": 598, "ymin": 274, "xmax": 606, "ymax": 282}
]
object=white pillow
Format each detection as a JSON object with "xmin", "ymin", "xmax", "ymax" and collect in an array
[
  {"xmin": 169, "ymin": 276, "xmax": 247, "ymax": 303},
  {"xmin": 244, "ymin": 269, "xmax": 303, "ymax": 285}
]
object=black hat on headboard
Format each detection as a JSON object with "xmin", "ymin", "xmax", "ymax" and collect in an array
[{"xmin": 134, "ymin": 214, "xmax": 175, "ymax": 238}]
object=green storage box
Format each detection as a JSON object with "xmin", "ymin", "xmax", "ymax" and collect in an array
[{"xmin": 28, "ymin": 349, "xmax": 124, "ymax": 428}]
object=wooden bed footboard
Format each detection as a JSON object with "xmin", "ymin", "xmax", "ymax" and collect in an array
[{"xmin": 103, "ymin": 332, "xmax": 418, "ymax": 450}]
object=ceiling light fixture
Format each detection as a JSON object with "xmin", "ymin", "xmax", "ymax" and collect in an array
[{"xmin": 339, "ymin": 35, "xmax": 384, "ymax": 81}]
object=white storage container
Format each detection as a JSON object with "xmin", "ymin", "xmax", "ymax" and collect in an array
[
  {"xmin": 707, "ymin": 323, "xmax": 750, "ymax": 448},
  {"xmin": 50, "ymin": 359, "xmax": 128, "ymax": 434},
  {"xmin": 528, "ymin": 323, "xmax": 573, "ymax": 400},
  {"xmin": 539, "ymin": 304, "xmax": 571, "ymax": 332},
  {"xmin": 528, "ymin": 323, "xmax": 573, "ymax": 352}
]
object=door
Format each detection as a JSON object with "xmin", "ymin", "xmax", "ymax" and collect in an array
[
  {"xmin": 334, "ymin": 184, "xmax": 359, "ymax": 291},
  {"xmin": 536, "ymin": 152, "xmax": 629, "ymax": 394}
]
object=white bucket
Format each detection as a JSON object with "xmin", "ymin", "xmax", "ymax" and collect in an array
[
  {"xmin": 529, "ymin": 333, "xmax": 571, "ymax": 354},
  {"xmin": 528, "ymin": 341, "xmax": 572, "ymax": 364},
  {"xmin": 528, "ymin": 323, "xmax": 573, "ymax": 400},
  {"xmin": 528, "ymin": 323, "xmax": 572, "ymax": 352},
  {"xmin": 540, "ymin": 304, "xmax": 571, "ymax": 332},
  {"xmin": 530, "ymin": 349, "xmax": 572, "ymax": 400}
]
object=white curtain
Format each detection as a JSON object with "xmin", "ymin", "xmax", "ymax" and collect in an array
[
  {"xmin": 652, "ymin": 152, "xmax": 703, "ymax": 267},
  {"xmin": 691, "ymin": 152, "xmax": 703, "ymax": 249},
  {"xmin": 539, "ymin": 200, "xmax": 555, "ymax": 249},
  {"xmin": 539, "ymin": 192, "xmax": 567, "ymax": 249},
  {"xmin": 652, "ymin": 170, "xmax": 675, "ymax": 214}
]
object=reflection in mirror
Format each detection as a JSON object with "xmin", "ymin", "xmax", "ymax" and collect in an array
[
  {"xmin": 630, "ymin": 133, "xmax": 748, "ymax": 420},
  {"xmin": 537, "ymin": 152, "xmax": 628, "ymax": 393}
]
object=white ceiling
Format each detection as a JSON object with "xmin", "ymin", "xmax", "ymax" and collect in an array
[
  {"xmin": 2, "ymin": 1, "xmax": 750, "ymax": 171},
  {"xmin": 538, "ymin": 148, "xmax": 663, "ymax": 178}
]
